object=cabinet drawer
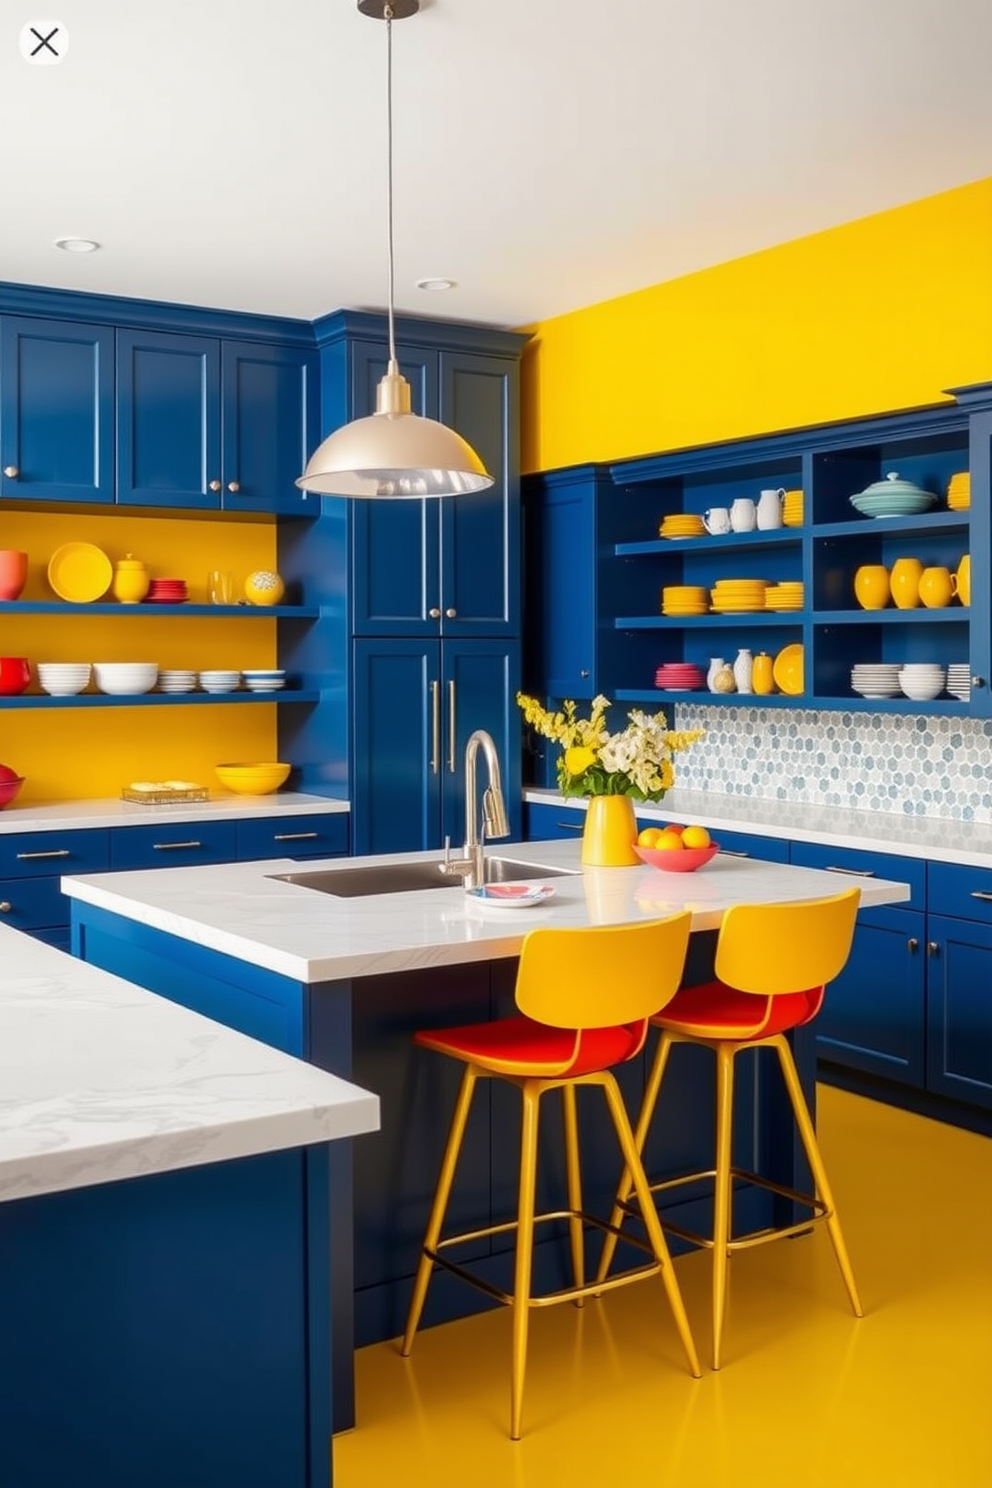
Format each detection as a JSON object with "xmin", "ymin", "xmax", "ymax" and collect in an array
[
  {"xmin": 927, "ymin": 861, "xmax": 992, "ymax": 925},
  {"xmin": 789, "ymin": 841, "xmax": 924, "ymax": 911},
  {"xmin": 109, "ymin": 821, "xmax": 237, "ymax": 870},
  {"xmin": 0, "ymin": 875, "xmax": 72, "ymax": 931},
  {"xmin": 524, "ymin": 801, "xmax": 586, "ymax": 841},
  {"xmin": 711, "ymin": 829, "xmax": 790, "ymax": 865},
  {"xmin": 0, "ymin": 829, "xmax": 110, "ymax": 880},
  {"xmin": 236, "ymin": 814, "xmax": 348, "ymax": 862}
]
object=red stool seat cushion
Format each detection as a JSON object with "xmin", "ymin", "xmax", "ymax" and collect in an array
[
  {"xmin": 415, "ymin": 1014, "xmax": 645, "ymax": 1078},
  {"xmin": 653, "ymin": 979, "xmax": 824, "ymax": 1041}
]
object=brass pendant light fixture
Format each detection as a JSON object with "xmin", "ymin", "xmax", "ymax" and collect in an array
[{"xmin": 296, "ymin": 0, "xmax": 494, "ymax": 499}]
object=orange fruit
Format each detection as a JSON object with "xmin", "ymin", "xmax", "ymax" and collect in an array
[
  {"xmin": 681, "ymin": 824, "xmax": 711, "ymax": 849},
  {"xmin": 637, "ymin": 826, "xmax": 664, "ymax": 848},
  {"xmin": 655, "ymin": 830, "xmax": 685, "ymax": 851}
]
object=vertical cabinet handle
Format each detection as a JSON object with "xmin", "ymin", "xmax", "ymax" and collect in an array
[
  {"xmin": 429, "ymin": 681, "xmax": 440, "ymax": 775},
  {"xmin": 448, "ymin": 680, "xmax": 457, "ymax": 772}
]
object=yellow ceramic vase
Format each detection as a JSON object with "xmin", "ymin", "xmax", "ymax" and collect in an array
[
  {"xmin": 889, "ymin": 556, "xmax": 924, "ymax": 610},
  {"xmin": 751, "ymin": 651, "xmax": 775, "ymax": 695},
  {"xmin": 581, "ymin": 795, "xmax": 640, "ymax": 867},
  {"xmin": 854, "ymin": 564, "xmax": 890, "ymax": 610},
  {"xmin": 918, "ymin": 566, "xmax": 955, "ymax": 609}
]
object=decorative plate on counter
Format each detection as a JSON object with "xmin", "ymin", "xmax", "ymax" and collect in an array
[
  {"xmin": 47, "ymin": 542, "xmax": 113, "ymax": 602},
  {"xmin": 465, "ymin": 883, "xmax": 556, "ymax": 908}
]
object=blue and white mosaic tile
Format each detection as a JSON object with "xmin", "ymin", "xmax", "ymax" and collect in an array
[{"xmin": 672, "ymin": 706, "xmax": 992, "ymax": 823}]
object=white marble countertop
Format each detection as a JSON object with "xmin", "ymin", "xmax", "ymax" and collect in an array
[
  {"xmin": 0, "ymin": 924, "xmax": 379, "ymax": 1205},
  {"xmin": 0, "ymin": 791, "xmax": 349, "ymax": 835},
  {"xmin": 525, "ymin": 787, "xmax": 992, "ymax": 869},
  {"xmin": 61, "ymin": 838, "xmax": 910, "ymax": 985}
]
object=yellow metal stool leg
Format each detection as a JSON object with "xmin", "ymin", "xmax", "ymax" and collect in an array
[
  {"xmin": 711, "ymin": 1043, "xmax": 736, "ymax": 1371},
  {"xmin": 510, "ymin": 1084, "xmax": 541, "ymax": 1441},
  {"xmin": 401, "ymin": 1065, "xmax": 479, "ymax": 1356},
  {"xmin": 561, "ymin": 1083, "xmax": 585, "ymax": 1305},
  {"xmin": 601, "ymin": 1073, "xmax": 701, "ymax": 1379},
  {"xmin": 774, "ymin": 1036, "xmax": 864, "ymax": 1318}
]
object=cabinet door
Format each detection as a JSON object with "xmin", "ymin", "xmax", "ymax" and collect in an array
[
  {"xmin": 815, "ymin": 907, "xmax": 926, "ymax": 1086},
  {"xmin": 1, "ymin": 316, "xmax": 114, "ymax": 503},
  {"xmin": 437, "ymin": 352, "xmax": 519, "ymax": 637},
  {"xmin": 116, "ymin": 328, "xmax": 221, "ymax": 508},
  {"xmin": 522, "ymin": 466, "xmax": 603, "ymax": 698},
  {"xmin": 439, "ymin": 639, "xmax": 522, "ymax": 847},
  {"xmin": 351, "ymin": 638, "xmax": 440, "ymax": 855},
  {"xmin": 350, "ymin": 340, "xmax": 441, "ymax": 636},
  {"xmin": 926, "ymin": 914, "xmax": 992, "ymax": 1110},
  {"xmin": 221, "ymin": 340, "xmax": 318, "ymax": 515}
]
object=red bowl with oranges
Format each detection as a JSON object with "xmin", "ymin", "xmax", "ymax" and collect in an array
[{"xmin": 634, "ymin": 842, "xmax": 720, "ymax": 873}]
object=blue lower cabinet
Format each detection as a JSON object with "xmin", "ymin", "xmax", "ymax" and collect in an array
[
  {"xmin": 523, "ymin": 800, "xmax": 586, "ymax": 841},
  {"xmin": 110, "ymin": 820, "xmax": 238, "ymax": 870},
  {"xmin": 236, "ymin": 813, "xmax": 348, "ymax": 862},
  {"xmin": 709, "ymin": 828, "xmax": 790, "ymax": 863},
  {"xmin": 0, "ymin": 827, "xmax": 109, "ymax": 945},
  {"xmin": 926, "ymin": 913, "xmax": 992, "ymax": 1110},
  {"xmin": 814, "ymin": 906, "xmax": 926, "ymax": 1086}
]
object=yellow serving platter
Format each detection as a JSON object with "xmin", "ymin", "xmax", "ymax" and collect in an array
[
  {"xmin": 48, "ymin": 541, "xmax": 113, "ymax": 603},
  {"xmin": 773, "ymin": 643, "xmax": 804, "ymax": 695}
]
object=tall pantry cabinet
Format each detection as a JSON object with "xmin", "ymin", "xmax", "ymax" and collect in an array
[{"xmin": 314, "ymin": 311, "xmax": 528, "ymax": 855}]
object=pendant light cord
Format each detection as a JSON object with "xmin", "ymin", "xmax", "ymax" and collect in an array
[{"xmin": 385, "ymin": 4, "xmax": 397, "ymax": 369}]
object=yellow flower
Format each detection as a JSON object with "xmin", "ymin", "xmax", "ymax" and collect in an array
[{"xmin": 564, "ymin": 745, "xmax": 597, "ymax": 776}]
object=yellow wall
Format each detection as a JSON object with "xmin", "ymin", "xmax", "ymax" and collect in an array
[
  {"xmin": 521, "ymin": 177, "xmax": 992, "ymax": 473},
  {"xmin": 2, "ymin": 510, "xmax": 279, "ymax": 802}
]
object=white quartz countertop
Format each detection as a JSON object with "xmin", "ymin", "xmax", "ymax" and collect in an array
[
  {"xmin": 526, "ymin": 788, "xmax": 992, "ymax": 869},
  {"xmin": 0, "ymin": 924, "xmax": 379, "ymax": 1205},
  {"xmin": 61, "ymin": 838, "xmax": 910, "ymax": 985},
  {"xmin": 0, "ymin": 792, "xmax": 349, "ymax": 834}
]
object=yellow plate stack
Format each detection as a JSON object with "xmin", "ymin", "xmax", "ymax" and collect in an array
[
  {"xmin": 658, "ymin": 513, "xmax": 705, "ymax": 539},
  {"xmin": 661, "ymin": 584, "xmax": 709, "ymax": 615},
  {"xmin": 782, "ymin": 489, "xmax": 804, "ymax": 527},
  {"xmin": 709, "ymin": 579, "xmax": 769, "ymax": 613},
  {"xmin": 947, "ymin": 472, "xmax": 970, "ymax": 510},
  {"xmin": 764, "ymin": 581, "xmax": 805, "ymax": 610}
]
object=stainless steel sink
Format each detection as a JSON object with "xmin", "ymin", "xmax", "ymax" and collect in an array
[{"xmin": 268, "ymin": 856, "xmax": 577, "ymax": 899}]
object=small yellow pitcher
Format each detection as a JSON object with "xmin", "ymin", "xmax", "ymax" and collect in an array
[{"xmin": 918, "ymin": 566, "xmax": 956, "ymax": 609}]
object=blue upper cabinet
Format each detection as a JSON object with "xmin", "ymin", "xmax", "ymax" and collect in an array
[
  {"xmin": 0, "ymin": 316, "xmax": 114, "ymax": 503},
  {"xmin": 318, "ymin": 312, "xmax": 526, "ymax": 639},
  {"xmin": 117, "ymin": 330, "xmax": 317, "ymax": 513}
]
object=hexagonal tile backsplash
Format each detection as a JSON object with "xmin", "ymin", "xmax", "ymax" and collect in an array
[{"xmin": 672, "ymin": 706, "xmax": 992, "ymax": 823}]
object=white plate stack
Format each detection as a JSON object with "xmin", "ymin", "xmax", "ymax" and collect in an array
[
  {"xmin": 36, "ymin": 662, "xmax": 92, "ymax": 696},
  {"xmin": 898, "ymin": 663, "xmax": 946, "ymax": 702},
  {"xmin": 158, "ymin": 669, "xmax": 197, "ymax": 694},
  {"xmin": 850, "ymin": 663, "xmax": 901, "ymax": 699},
  {"xmin": 241, "ymin": 669, "xmax": 286, "ymax": 692},
  {"xmin": 947, "ymin": 664, "xmax": 971, "ymax": 702},
  {"xmin": 198, "ymin": 669, "xmax": 240, "ymax": 694}
]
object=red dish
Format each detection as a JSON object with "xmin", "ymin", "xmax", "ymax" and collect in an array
[
  {"xmin": 634, "ymin": 842, "xmax": 720, "ymax": 873},
  {"xmin": 0, "ymin": 775, "xmax": 25, "ymax": 809}
]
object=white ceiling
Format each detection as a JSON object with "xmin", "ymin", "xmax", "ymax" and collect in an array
[{"xmin": 2, "ymin": 0, "xmax": 991, "ymax": 330}]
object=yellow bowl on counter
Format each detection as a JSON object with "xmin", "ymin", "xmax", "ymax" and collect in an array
[{"xmin": 215, "ymin": 761, "xmax": 291, "ymax": 795}]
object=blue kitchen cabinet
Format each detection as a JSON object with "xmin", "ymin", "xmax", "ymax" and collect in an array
[
  {"xmin": 708, "ymin": 828, "xmax": 791, "ymax": 863},
  {"xmin": 926, "ymin": 859, "xmax": 992, "ymax": 1110},
  {"xmin": 0, "ymin": 827, "xmax": 110, "ymax": 951},
  {"xmin": 351, "ymin": 637, "xmax": 521, "ymax": 856},
  {"xmin": 0, "ymin": 315, "xmax": 114, "ymax": 503},
  {"xmin": 116, "ymin": 329, "xmax": 317, "ymax": 513},
  {"xmin": 523, "ymin": 800, "xmax": 586, "ymax": 842}
]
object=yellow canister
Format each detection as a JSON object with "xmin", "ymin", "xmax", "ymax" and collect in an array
[{"xmin": 111, "ymin": 554, "xmax": 150, "ymax": 604}]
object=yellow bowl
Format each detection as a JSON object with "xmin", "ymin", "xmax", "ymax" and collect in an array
[{"xmin": 215, "ymin": 762, "xmax": 291, "ymax": 795}]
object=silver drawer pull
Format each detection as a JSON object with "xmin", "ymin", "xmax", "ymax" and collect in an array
[
  {"xmin": 273, "ymin": 831, "xmax": 319, "ymax": 842},
  {"xmin": 557, "ymin": 820, "xmax": 585, "ymax": 831},
  {"xmin": 718, "ymin": 848, "xmax": 750, "ymax": 859},
  {"xmin": 825, "ymin": 865, "xmax": 875, "ymax": 877},
  {"xmin": 153, "ymin": 840, "xmax": 203, "ymax": 851},
  {"xmin": 0, "ymin": 901, "xmax": 11, "ymax": 914},
  {"xmin": 16, "ymin": 848, "xmax": 71, "ymax": 860},
  {"xmin": 970, "ymin": 890, "xmax": 992, "ymax": 902}
]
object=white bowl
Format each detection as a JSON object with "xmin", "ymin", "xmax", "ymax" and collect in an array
[
  {"xmin": 898, "ymin": 669, "xmax": 945, "ymax": 701},
  {"xmin": 93, "ymin": 662, "xmax": 158, "ymax": 695}
]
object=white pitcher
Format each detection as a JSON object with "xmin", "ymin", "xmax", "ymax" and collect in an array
[
  {"xmin": 756, "ymin": 488, "xmax": 785, "ymax": 530},
  {"xmin": 702, "ymin": 506, "xmax": 731, "ymax": 535},
  {"xmin": 730, "ymin": 497, "xmax": 757, "ymax": 532}
]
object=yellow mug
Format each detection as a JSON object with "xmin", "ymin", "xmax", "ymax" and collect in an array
[
  {"xmin": 956, "ymin": 554, "xmax": 971, "ymax": 606},
  {"xmin": 918, "ymin": 566, "xmax": 956, "ymax": 609},
  {"xmin": 854, "ymin": 564, "xmax": 890, "ymax": 610}
]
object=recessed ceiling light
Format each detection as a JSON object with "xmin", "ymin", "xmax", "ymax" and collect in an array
[
  {"xmin": 416, "ymin": 277, "xmax": 456, "ymax": 292},
  {"xmin": 54, "ymin": 237, "xmax": 101, "ymax": 254}
]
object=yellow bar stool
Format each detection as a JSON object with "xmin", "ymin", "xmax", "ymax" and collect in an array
[
  {"xmin": 596, "ymin": 887, "xmax": 864, "ymax": 1370},
  {"xmin": 401, "ymin": 914, "xmax": 702, "ymax": 1440}
]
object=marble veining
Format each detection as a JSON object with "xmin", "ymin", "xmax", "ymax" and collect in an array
[
  {"xmin": 61, "ymin": 839, "xmax": 910, "ymax": 986},
  {"xmin": 0, "ymin": 791, "xmax": 349, "ymax": 836},
  {"xmin": 0, "ymin": 925, "xmax": 379, "ymax": 1204}
]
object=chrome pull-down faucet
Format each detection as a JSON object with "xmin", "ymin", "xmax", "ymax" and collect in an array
[{"xmin": 439, "ymin": 729, "xmax": 510, "ymax": 889}]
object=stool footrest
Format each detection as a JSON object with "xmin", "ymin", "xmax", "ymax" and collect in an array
[{"xmin": 619, "ymin": 1165, "xmax": 831, "ymax": 1254}]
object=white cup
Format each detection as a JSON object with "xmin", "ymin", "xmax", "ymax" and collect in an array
[
  {"xmin": 702, "ymin": 506, "xmax": 731, "ymax": 535},
  {"xmin": 730, "ymin": 497, "xmax": 757, "ymax": 532}
]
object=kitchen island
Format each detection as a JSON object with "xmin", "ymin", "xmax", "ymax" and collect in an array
[
  {"xmin": 0, "ymin": 922, "xmax": 378, "ymax": 1488},
  {"xmin": 62, "ymin": 839, "xmax": 911, "ymax": 1430}
]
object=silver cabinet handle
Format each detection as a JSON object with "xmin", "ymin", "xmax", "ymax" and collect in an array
[
  {"xmin": 448, "ymin": 679, "xmax": 456, "ymax": 773},
  {"xmin": 580, "ymin": 669, "xmax": 590, "ymax": 678},
  {"xmin": 445, "ymin": 608, "xmax": 457, "ymax": 618},
  {"xmin": 429, "ymin": 607, "xmax": 441, "ymax": 619},
  {"xmin": 16, "ymin": 848, "xmax": 71, "ymax": 860},
  {"xmin": 927, "ymin": 941, "xmax": 939, "ymax": 957},
  {"xmin": 273, "ymin": 831, "xmax": 319, "ymax": 842},
  {"xmin": 718, "ymin": 848, "xmax": 750, "ymax": 858},
  {"xmin": 556, "ymin": 820, "xmax": 585, "ymax": 832},
  {"xmin": 970, "ymin": 890, "xmax": 992, "ymax": 902},
  {"xmin": 907, "ymin": 937, "xmax": 919, "ymax": 952},
  {"xmin": 3, "ymin": 465, "xmax": 18, "ymax": 479},
  {"xmin": 972, "ymin": 676, "xmax": 986, "ymax": 689},
  {"xmin": 430, "ymin": 681, "xmax": 440, "ymax": 775},
  {"xmin": 208, "ymin": 479, "xmax": 222, "ymax": 492},
  {"xmin": 227, "ymin": 481, "xmax": 240, "ymax": 493},
  {"xmin": 153, "ymin": 840, "xmax": 203, "ymax": 851},
  {"xmin": 825, "ymin": 865, "xmax": 875, "ymax": 877},
  {"xmin": 0, "ymin": 901, "xmax": 11, "ymax": 914}
]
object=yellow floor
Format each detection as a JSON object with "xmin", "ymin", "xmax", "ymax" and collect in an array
[{"xmin": 335, "ymin": 1086, "xmax": 992, "ymax": 1488}]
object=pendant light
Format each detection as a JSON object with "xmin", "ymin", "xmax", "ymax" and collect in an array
[{"xmin": 297, "ymin": 0, "xmax": 493, "ymax": 499}]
